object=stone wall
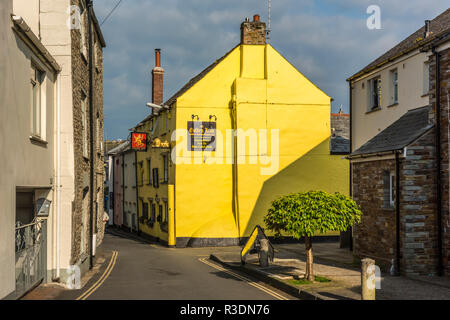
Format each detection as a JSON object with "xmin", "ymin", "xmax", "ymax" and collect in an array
[
  {"xmin": 352, "ymin": 159, "xmax": 397, "ymax": 271},
  {"xmin": 440, "ymin": 48, "xmax": 450, "ymax": 276},
  {"xmin": 352, "ymin": 128, "xmax": 440, "ymax": 275},
  {"xmin": 70, "ymin": 0, "xmax": 105, "ymax": 266},
  {"xmin": 401, "ymin": 129, "xmax": 438, "ymax": 275},
  {"xmin": 429, "ymin": 46, "xmax": 450, "ymax": 275}
]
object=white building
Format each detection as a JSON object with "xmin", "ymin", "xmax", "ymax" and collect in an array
[{"xmin": 0, "ymin": 0, "xmax": 106, "ymax": 299}]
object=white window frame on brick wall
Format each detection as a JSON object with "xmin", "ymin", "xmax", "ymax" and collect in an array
[{"xmin": 389, "ymin": 173, "xmax": 395, "ymax": 207}]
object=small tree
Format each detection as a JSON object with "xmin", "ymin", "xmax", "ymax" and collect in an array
[{"xmin": 264, "ymin": 191, "xmax": 362, "ymax": 281}]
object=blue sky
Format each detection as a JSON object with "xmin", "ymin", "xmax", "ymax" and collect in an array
[{"xmin": 93, "ymin": 0, "xmax": 449, "ymax": 140}]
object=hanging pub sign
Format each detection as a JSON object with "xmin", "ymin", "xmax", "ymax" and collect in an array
[
  {"xmin": 131, "ymin": 132, "xmax": 148, "ymax": 151},
  {"xmin": 187, "ymin": 121, "xmax": 216, "ymax": 151}
]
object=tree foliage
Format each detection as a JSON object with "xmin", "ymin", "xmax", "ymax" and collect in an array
[{"xmin": 264, "ymin": 191, "xmax": 362, "ymax": 238}]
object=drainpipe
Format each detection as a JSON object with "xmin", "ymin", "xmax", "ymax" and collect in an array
[
  {"xmin": 433, "ymin": 48, "xmax": 444, "ymax": 276},
  {"xmin": 134, "ymin": 150, "xmax": 140, "ymax": 234},
  {"xmin": 86, "ymin": 0, "xmax": 95, "ymax": 270},
  {"xmin": 122, "ymin": 153, "xmax": 125, "ymax": 229},
  {"xmin": 55, "ymin": 71, "xmax": 61, "ymax": 281},
  {"xmin": 231, "ymin": 95, "xmax": 241, "ymax": 243},
  {"xmin": 395, "ymin": 150, "xmax": 401, "ymax": 275},
  {"xmin": 348, "ymin": 80, "xmax": 353, "ymax": 251}
]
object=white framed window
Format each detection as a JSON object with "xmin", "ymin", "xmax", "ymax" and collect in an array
[
  {"xmin": 390, "ymin": 69, "xmax": 398, "ymax": 105},
  {"xmin": 389, "ymin": 173, "xmax": 395, "ymax": 207},
  {"xmin": 383, "ymin": 171, "xmax": 395, "ymax": 208},
  {"xmin": 368, "ymin": 77, "xmax": 382, "ymax": 111},
  {"xmin": 31, "ymin": 64, "xmax": 44, "ymax": 137},
  {"xmin": 423, "ymin": 62, "xmax": 430, "ymax": 95},
  {"xmin": 81, "ymin": 92, "xmax": 88, "ymax": 157}
]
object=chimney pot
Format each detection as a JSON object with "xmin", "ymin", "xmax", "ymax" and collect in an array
[
  {"xmin": 253, "ymin": 14, "xmax": 260, "ymax": 22},
  {"xmin": 424, "ymin": 20, "xmax": 432, "ymax": 38},
  {"xmin": 155, "ymin": 48, "xmax": 161, "ymax": 67}
]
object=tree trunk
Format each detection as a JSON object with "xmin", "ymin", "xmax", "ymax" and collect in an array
[{"xmin": 305, "ymin": 236, "xmax": 314, "ymax": 281}]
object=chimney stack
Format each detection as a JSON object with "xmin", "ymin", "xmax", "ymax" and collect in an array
[
  {"xmin": 241, "ymin": 14, "xmax": 266, "ymax": 45},
  {"xmin": 152, "ymin": 49, "xmax": 164, "ymax": 105},
  {"xmin": 424, "ymin": 20, "xmax": 432, "ymax": 38}
]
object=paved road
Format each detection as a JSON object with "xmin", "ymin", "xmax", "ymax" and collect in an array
[{"xmin": 57, "ymin": 231, "xmax": 294, "ymax": 300}]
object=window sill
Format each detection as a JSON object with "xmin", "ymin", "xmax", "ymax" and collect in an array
[
  {"xmin": 421, "ymin": 93, "xmax": 430, "ymax": 98},
  {"xmin": 387, "ymin": 102, "xmax": 398, "ymax": 108},
  {"xmin": 29, "ymin": 135, "xmax": 48, "ymax": 147},
  {"xmin": 382, "ymin": 206, "xmax": 395, "ymax": 211},
  {"xmin": 365, "ymin": 107, "xmax": 381, "ymax": 114},
  {"xmin": 83, "ymin": 155, "xmax": 89, "ymax": 161}
]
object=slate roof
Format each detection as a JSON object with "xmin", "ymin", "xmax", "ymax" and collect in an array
[
  {"xmin": 107, "ymin": 140, "xmax": 130, "ymax": 156},
  {"xmin": 350, "ymin": 106, "xmax": 433, "ymax": 157},
  {"xmin": 348, "ymin": 8, "xmax": 450, "ymax": 81}
]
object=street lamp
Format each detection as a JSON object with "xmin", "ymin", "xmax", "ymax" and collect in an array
[{"xmin": 146, "ymin": 102, "xmax": 168, "ymax": 115}]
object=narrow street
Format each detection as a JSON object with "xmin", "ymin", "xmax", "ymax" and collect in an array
[{"xmin": 56, "ymin": 231, "xmax": 294, "ymax": 300}]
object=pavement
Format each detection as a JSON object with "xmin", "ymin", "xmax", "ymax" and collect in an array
[
  {"xmin": 22, "ymin": 227, "xmax": 297, "ymax": 300},
  {"xmin": 210, "ymin": 241, "xmax": 450, "ymax": 300}
]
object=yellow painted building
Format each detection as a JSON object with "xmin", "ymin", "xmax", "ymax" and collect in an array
[{"xmin": 133, "ymin": 16, "xmax": 348, "ymax": 247}]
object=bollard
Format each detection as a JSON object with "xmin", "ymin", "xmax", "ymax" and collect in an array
[
  {"xmin": 258, "ymin": 239, "xmax": 270, "ymax": 267},
  {"xmin": 361, "ymin": 258, "xmax": 376, "ymax": 300}
]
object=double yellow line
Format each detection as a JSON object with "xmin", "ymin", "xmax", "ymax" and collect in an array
[
  {"xmin": 76, "ymin": 251, "xmax": 119, "ymax": 300},
  {"xmin": 199, "ymin": 257, "xmax": 289, "ymax": 300}
]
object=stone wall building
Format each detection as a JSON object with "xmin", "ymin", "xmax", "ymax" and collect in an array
[
  {"xmin": 70, "ymin": 0, "xmax": 106, "ymax": 273},
  {"xmin": 348, "ymin": 9, "xmax": 450, "ymax": 276}
]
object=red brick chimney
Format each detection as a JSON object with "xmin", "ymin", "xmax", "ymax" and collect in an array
[
  {"xmin": 241, "ymin": 14, "xmax": 266, "ymax": 45},
  {"xmin": 152, "ymin": 49, "xmax": 164, "ymax": 105}
]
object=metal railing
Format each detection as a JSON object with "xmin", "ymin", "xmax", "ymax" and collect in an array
[{"xmin": 15, "ymin": 219, "xmax": 47, "ymax": 299}]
